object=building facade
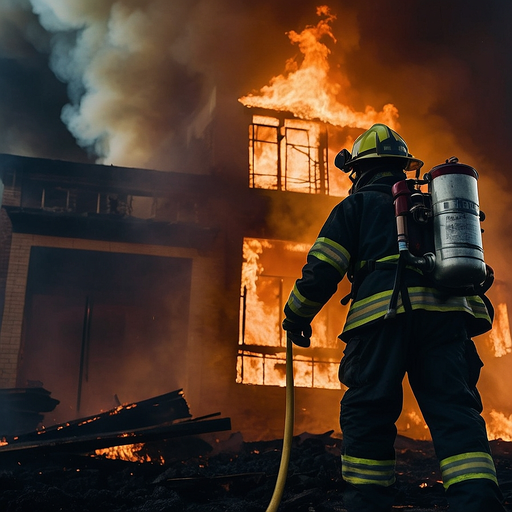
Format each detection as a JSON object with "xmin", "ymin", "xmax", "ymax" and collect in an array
[{"xmin": 0, "ymin": 104, "xmax": 351, "ymax": 439}]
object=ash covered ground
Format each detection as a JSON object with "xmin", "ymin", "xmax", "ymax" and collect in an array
[{"xmin": 1, "ymin": 432, "xmax": 512, "ymax": 512}]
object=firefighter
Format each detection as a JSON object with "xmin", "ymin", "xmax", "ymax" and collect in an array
[{"xmin": 282, "ymin": 124, "xmax": 506, "ymax": 512}]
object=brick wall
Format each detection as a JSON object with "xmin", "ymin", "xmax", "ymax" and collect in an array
[{"xmin": 0, "ymin": 233, "xmax": 31, "ymax": 387}]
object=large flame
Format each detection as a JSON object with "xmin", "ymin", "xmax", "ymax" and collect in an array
[
  {"xmin": 239, "ymin": 6, "xmax": 398, "ymax": 130},
  {"xmin": 487, "ymin": 410, "xmax": 512, "ymax": 442},
  {"xmin": 237, "ymin": 238, "xmax": 341, "ymax": 390}
]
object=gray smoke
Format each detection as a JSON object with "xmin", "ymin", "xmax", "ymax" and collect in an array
[
  {"xmin": 0, "ymin": 0, "xmax": 89, "ymax": 161},
  {"xmin": 28, "ymin": 0, "xmax": 214, "ymax": 169}
]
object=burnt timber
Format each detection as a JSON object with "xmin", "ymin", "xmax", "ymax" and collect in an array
[{"xmin": 0, "ymin": 389, "xmax": 231, "ymax": 458}]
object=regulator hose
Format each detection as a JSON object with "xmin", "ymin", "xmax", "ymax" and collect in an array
[{"xmin": 265, "ymin": 336, "xmax": 294, "ymax": 512}]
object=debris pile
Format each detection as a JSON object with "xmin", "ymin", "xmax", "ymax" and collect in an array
[
  {"xmin": 1, "ymin": 430, "xmax": 512, "ymax": 511},
  {"xmin": 0, "ymin": 389, "xmax": 231, "ymax": 457}
]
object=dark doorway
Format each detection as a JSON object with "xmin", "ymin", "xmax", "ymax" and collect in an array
[{"xmin": 17, "ymin": 247, "xmax": 192, "ymax": 425}]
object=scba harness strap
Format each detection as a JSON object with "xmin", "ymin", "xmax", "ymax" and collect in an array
[
  {"xmin": 341, "ymin": 258, "xmax": 400, "ymax": 306},
  {"xmin": 341, "ymin": 256, "xmax": 414, "ymax": 320}
]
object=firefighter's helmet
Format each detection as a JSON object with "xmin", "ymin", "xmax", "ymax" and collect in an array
[{"xmin": 335, "ymin": 124, "xmax": 423, "ymax": 173}]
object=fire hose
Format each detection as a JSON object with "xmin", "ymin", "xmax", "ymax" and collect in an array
[{"xmin": 265, "ymin": 336, "xmax": 294, "ymax": 512}]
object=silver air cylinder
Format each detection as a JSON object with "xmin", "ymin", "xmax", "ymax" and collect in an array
[{"xmin": 427, "ymin": 161, "xmax": 486, "ymax": 289}]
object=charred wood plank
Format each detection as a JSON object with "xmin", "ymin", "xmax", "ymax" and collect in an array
[
  {"xmin": 8, "ymin": 389, "xmax": 190, "ymax": 443},
  {"xmin": 0, "ymin": 416, "xmax": 231, "ymax": 458}
]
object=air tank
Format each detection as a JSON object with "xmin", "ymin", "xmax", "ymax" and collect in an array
[{"xmin": 426, "ymin": 160, "xmax": 486, "ymax": 289}]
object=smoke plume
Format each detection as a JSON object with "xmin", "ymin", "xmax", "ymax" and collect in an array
[{"xmin": 1, "ymin": 0, "xmax": 509, "ymax": 175}]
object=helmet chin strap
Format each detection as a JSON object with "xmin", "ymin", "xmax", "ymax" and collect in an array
[
  {"xmin": 349, "ymin": 171, "xmax": 375, "ymax": 194},
  {"xmin": 347, "ymin": 170, "xmax": 357, "ymax": 193},
  {"xmin": 348, "ymin": 162, "xmax": 383, "ymax": 194},
  {"xmin": 349, "ymin": 164, "xmax": 406, "ymax": 194}
]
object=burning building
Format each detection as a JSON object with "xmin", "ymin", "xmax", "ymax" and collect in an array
[
  {"xmin": 0, "ymin": 3, "xmax": 511, "ymax": 448},
  {"xmin": 0, "ymin": 108, "xmax": 348, "ymax": 440},
  {"xmin": 0, "ymin": 6, "xmax": 354, "ymax": 440}
]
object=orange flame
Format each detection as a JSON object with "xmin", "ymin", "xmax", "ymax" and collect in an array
[
  {"xmin": 239, "ymin": 6, "xmax": 398, "ymax": 130},
  {"xmin": 487, "ymin": 303, "xmax": 512, "ymax": 357},
  {"xmin": 237, "ymin": 238, "xmax": 341, "ymax": 389},
  {"xmin": 94, "ymin": 443, "xmax": 163, "ymax": 464},
  {"xmin": 486, "ymin": 410, "xmax": 512, "ymax": 441},
  {"xmin": 239, "ymin": 238, "xmax": 280, "ymax": 347}
]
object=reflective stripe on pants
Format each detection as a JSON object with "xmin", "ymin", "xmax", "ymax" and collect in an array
[
  {"xmin": 341, "ymin": 454, "xmax": 395, "ymax": 487},
  {"xmin": 440, "ymin": 451, "xmax": 498, "ymax": 489}
]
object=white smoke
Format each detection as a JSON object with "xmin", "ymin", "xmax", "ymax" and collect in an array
[{"xmin": 28, "ymin": 0, "xmax": 217, "ymax": 170}]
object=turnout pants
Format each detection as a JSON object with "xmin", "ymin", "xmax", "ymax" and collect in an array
[{"xmin": 338, "ymin": 310, "xmax": 505, "ymax": 512}]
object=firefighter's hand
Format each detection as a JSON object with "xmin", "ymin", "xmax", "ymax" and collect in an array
[{"xmin": 282, "ymin": 320, "xmax": 312, "ymax": 348}]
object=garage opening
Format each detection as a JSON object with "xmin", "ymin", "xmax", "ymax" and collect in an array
[{"xmin": 17, "ymin": 247, "xmax": 192, "ymax": 425}]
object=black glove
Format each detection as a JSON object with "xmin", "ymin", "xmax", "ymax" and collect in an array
[{"xmin": 282, "ymin": 319, "xmax": 312, "ymax": 348}]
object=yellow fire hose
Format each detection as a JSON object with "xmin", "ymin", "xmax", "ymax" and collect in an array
[{"xmin": 266, "ymin": 337, "xmax": 294, "ymax": 512}]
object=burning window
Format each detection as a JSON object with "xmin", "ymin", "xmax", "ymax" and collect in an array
[
  {"xmin": 249, "ymin": 115, "xmax": 328, "ymax": 194},
  {"xmin": 237, "ymin": 238, "xmax": 347, "ymax": 389}
]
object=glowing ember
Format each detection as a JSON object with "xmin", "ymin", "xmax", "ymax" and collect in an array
[
  {"xmin": 487, "ymin": 303, "xmax": 512, "ymax": 357},
  {"xmin": 78, "ymin": 416, "xmax": 101, "ymax": 426},
  {"xmin": 404, "ymin": 410, "xmax": 428, "ymax": 432},
  {"xmin": 239, "ymin": 6, "xmax": 398, "ymax": 130}
]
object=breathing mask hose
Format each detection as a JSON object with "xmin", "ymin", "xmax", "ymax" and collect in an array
[{"xmin": 266, "ymin": 336, "xmax": 294, "ymax": 512}]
